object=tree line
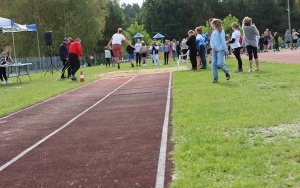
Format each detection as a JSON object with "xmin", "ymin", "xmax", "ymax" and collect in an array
[{"xmin": 0, "ymin": 0, "xmax": 299, "ymax": 57}]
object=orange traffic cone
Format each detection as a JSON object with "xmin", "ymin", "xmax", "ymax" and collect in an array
[{"xmin": 80, "ymin": 71, "xmax": 85, "ymax": 82}]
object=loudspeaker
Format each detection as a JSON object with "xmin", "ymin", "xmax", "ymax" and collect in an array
[{"xmin": 44, "ymin": 31, "xmax": 53, "ymax": 46}]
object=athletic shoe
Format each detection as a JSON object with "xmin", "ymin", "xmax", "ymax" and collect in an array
[
  {"xmin": 71, "ymin": 77, "xmax": 77, "ymax": 81},
  {"xmin": 213, "ymin": 80, "xmax": 218, "ymax": 83},
  {"xmin": 61, "ymin": 75, "xmax": 65, "ymax": 79},
  {"xmin": 249, "ymin": 69, "xmax": 253, "ymax": 72},
  {"xmin": 254, "ymin": 68, "xmax": 259, "ymax": 71},
  {"xmin": 225, "ymin": 73, "xmax": 230, "ymax": 80},
  {"xmin": 235, "ymin": 69, "xmax": 243, "ymax": 73},
  {"xmin": 200, "ymin": 67, "xmax": 207, "ymax": 69}
]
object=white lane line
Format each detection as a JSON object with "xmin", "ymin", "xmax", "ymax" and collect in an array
[
  {"xmin": 0, "ymin": 75, "xmax": 136, "ymax": 172},
  {"xmin": 155, "ymin": 72, "xmax": 172, "ymax": 188},
  {"xmin": 0, "ymin": 76, "xmax": 128, "ymax": 120}
]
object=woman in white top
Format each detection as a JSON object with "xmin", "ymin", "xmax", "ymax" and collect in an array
[
  {"xmin": 134, "ymin": 39, "xmax": 142, "ymax": 66},
  {"xmin": 106, "ymin": 28, "xmax": 132, "ymax": 69},
  {"xmin": 228, "ymin": 22, "xmax": 243, "ymax": 72}
]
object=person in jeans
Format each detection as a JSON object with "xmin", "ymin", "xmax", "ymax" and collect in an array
[
  {"xmin": 163, "ymin": 40, "xmax": 170, "ymax": 65},
  {"xmin": 195, "ymin": 26, "xmax": 207, "ymax": 69},
  {"xmin": 242, "ymin": 16, "xmax": 260, "ymax": 72},
  {"xmin": 210, "ymin": 19, "xmax": 230, "ymax": 83},
  {"xmin": 228, "ymin": 22, "xmax": 243, "ymax": 72},
  {"xmin": 59, "ymin": 38, "xmax": 70, "ymax": 79},
  {"xmin": 68, "ymin": 38, "xmax": 83, "ymax": 81}
]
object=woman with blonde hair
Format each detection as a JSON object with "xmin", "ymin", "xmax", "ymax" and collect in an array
[
  {"xmin": 0, "ymin": 46, "xmax": 13, "ymax": 84},
  {"xmin": 210, "ymin": 19, "xmax": 230, "ymax": 83}
]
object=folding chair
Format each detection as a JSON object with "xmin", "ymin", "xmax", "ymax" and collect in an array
[{"xmin": 177, "ymin": 50, "xmax": 190, "ymax": 71}]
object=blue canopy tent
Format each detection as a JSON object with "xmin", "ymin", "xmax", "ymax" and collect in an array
[
  {"xmin": 153, "ymin": 33, "xmax": 164, "ymax": 39},
  {"xmin": 0, "ymin": 17, "xmax": 41, "ymax": 70},
  {"xmin": 133, "ymin": 32, "xmax": 144, "ymax": 38}
]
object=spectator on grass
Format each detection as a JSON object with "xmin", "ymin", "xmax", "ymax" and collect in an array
[
  {"xmin": 172, "ymin": 39, "xmax": 177, "ymax": 61},
  {"xmin": 140, "ymin": 42, "xmax": 148, "ymax": 66},
  {"xmin": 163, "ymin": 40, "xmax": 170, "ymax": 65},
  {"xmin": 176, "ymin": 41, "xmax": 181, "ymax": 59},
  {"xmin": 210, "ymin": 19, "xmax": 230, "ymax": 83},
  {"xmin": 242, "ymin": 16, "xmax": 260, "ymax": 72},
  {"xmin": 0, "ymin": 46, "xmax": 13, "ymax": 84},
  {"xmin": 263, "ymin": 31, "xmax": 269, "ymax": 52},
  {"xmin": 127, "ymin": 41, "xmax": 135, "ymax": 67},
  {"xmin": 228, "ymin": 22, "xmax": 243, "ymax": 72},
  {"xmin": 186, "ymin": 30, "xmax": 197, "ymax": 70},
  {"xmin": 106, "ymin": 28, "xmax": 133, "ymax": 69},
  {"xmin": 104, "ymin": 47, "xmax": 111, "ymax": 67},
  {"xmin": 149, "ymin": 40, "xmax": 160, "ymax": 66},
  {"xmin": 195, "ymin": 26, "xmax": 207, "ymax": 69},
  {"xmin": 134, "ymin": 39, "xmax": 142, "ymax": 66},
  {"xmin": 60, "ymin": 38, "xmax": 70, "ymax": 79},
  {"xmin": 181, "ymin": 38, "xmax": 189, "ymax": 60},
  {"xmin": 68, "ymin": 38, "xmax": 83, "ymax": 81}
]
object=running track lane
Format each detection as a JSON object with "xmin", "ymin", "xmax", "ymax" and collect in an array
[{"xmin": 0, "ymin": 73, "xmax": 173, "ymax": 187}]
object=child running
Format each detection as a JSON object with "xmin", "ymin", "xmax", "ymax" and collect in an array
[{"xmin": 210, "ymin": 19, "xmax": 230, "ymax": 83}]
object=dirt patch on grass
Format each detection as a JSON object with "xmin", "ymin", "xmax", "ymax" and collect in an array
[
  {"xmin": 94, "ymin": 66, "xmax": 187, "ymax": 79},
  {"xmin": 249, "ymin": 124, "xmax": 300, "ymax": 142}
]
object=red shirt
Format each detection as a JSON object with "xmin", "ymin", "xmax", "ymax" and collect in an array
[{"xmin": 68, "ymin": 41, "xmax": 83, "ymax": 57}]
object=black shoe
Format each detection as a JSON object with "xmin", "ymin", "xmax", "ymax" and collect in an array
[
  {"xmin": 61, "ymin": 75, "xmax": 65, "ymax": 79},
  {"xmin": 226, "ymin": 73, "xmax": 230, "ymax": 80},
  {"xmin": 213, "ymin": 79, "xmax": 218, "ymax": 83},
  {"xmin": 71, "ymin": 76, "xmax": 77, "ymax": 81},
  {"xmin": 131, "ymin": 64, "xmax": 134, "ymax": 67},
  {"xmin": 200, "ymin": 67, "xmax": 207, "ymax": 69},
  {"xmin": 118, "ymin": 63, "xmax": 120, "ymax": 69}
]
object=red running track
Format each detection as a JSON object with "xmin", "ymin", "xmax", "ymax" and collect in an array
[{"xmin": 0, "ymin": 73, "xmax": 173, "ymax": 187}]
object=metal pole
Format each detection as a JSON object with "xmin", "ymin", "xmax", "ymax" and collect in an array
[{"xmin": 287, "ymin": 0, "xmax": 292, "ymax": 50}]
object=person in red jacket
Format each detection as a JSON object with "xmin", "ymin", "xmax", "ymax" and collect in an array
[{"xmin": 68, "ymin": 38, "xmax": 83, "ymax": 81}]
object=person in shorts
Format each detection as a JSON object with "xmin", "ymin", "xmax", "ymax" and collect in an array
[
  {"xmin": 127, "ymin": 41, "xmax": 135, "ymax": 67},
  {"xmin": 140, "ymin": 42, "xmax": 148, "ymax": 66},
  {"xmin": 292, "ymin": 29, "xmax": 299, "ymax": 50}
]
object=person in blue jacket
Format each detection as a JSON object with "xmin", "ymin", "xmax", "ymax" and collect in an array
[{"xmin": 210, "ymin": 19, "xmax": 230, "ymax": 83}]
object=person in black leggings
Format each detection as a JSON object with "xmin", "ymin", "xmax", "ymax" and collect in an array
[
  {"xmin": 228, "ymin": 22, "xmax": 243, "ymax": 72},
  {"xmin": 163, "ymin": 40, "xmax": 170, "ymax": 65}
]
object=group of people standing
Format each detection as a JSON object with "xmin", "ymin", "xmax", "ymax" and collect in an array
[{"xmin": 59, "ymin": 37, "xmax": 83, "ymax": 81}]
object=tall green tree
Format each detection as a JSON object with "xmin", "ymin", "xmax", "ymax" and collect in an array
[{"xmin": 0, "ymin": 0, "xmax": 107, "ymax": 57}]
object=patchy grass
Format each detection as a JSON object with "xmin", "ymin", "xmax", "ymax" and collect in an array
[{"xmin": 171, "ymin": 59, "xmax": 300, "ymax": 187}]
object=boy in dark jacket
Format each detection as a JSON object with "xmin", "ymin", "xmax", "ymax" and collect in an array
[{"xmin": 59, "ymin": 38, "xmax": 70, "ymax": 78}]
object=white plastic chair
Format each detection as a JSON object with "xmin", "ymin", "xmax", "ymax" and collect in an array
[{"xmin": 177, "ymin": 50, "xmax": 190, "ymax": 71}]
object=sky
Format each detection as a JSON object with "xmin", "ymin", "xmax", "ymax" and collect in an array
[{"xmin": 120, "ymin": 0, "xmax": 144, "ymax": 6}]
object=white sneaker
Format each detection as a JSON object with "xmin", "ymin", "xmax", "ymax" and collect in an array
[
  {"xmin": 2, "ymin": 81, "xmax": 6, "ymax": 84},
  {"xmin": 249, "ymin": 69, "xmax": 253, "ymax": 72},
  {"xmin": 254, "ymin": 68, "xmax": 259, "ymax": 71}
]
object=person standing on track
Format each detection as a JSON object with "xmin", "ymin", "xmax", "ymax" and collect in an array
[
  {"xmin": 68, "ymin": 38, "xmax": 83, "ymax": 81},
  {"xmin": 106, "ymin": 28, "xmax": 133, "ymax": 69},
  {"xmin": 59, "ymin": 38, "xmax": 70, "ymax": 79},
  {"xmin": 210, "ymin": 19, "xmax": 230, "ymax": 83}
]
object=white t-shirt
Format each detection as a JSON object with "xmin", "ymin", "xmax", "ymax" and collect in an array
[
  {"xmin": 104, "ymin": 49, "xmax": 111, "ymax": 58},
  {"xmin": 230, "ymin": 30, "xmax": 241, "ymax": 49},
  {"xmin": 134, "ymin": 43, "xmax": 142, "ymax": 53},
  {"xmin": 112, "ymin": 33, "xmax": 125, "ymax": 45}
]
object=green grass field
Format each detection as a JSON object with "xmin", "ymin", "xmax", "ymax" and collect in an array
[
  {"xmin": 1, "ymin": 58, "xmax": 299, "ymax": 187},
  {"xmin": 171, "ymin": 59, "xmax": 300, "ymax": 187}
]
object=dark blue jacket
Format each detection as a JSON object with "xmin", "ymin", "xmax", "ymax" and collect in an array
[{"xmin": 59, "ymin": 43, "xmax": 68, "ymax": 61}]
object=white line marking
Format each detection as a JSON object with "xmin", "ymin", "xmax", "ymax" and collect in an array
[
  {"xmin": 0, "ymin": 75, "xmax": 136, "ymax": 172},
  {"xmin": 0, "ymin": 76, "xmax": 128, "ymax": 120},
  {"xmin": 155, "ymin": 72, "xmax": 172, "ymax": 188}
]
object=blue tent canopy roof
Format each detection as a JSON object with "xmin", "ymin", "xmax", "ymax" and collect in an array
[
  {"xmin": 153, "ymin": 33, "xmax": 164, "ymax": 39},
  {"xmin": 133, "ymin": 32, "xmax": 144, "ymax": 38}
]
